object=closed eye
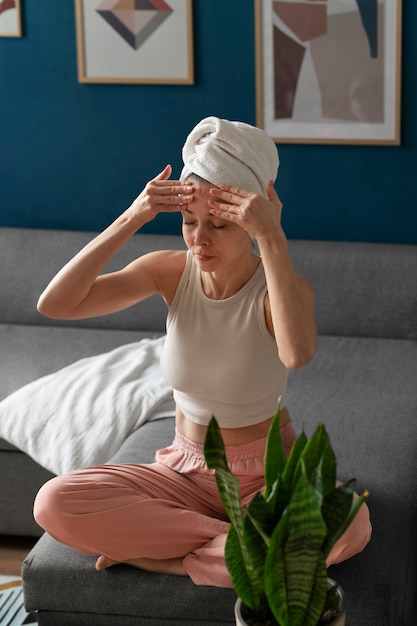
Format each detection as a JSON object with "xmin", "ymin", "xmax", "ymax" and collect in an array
[{"xmin": 182, "ymin": 220, "xmax": 226, "ymax": 229}]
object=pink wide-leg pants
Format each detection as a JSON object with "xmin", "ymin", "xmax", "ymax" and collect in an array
[{"xmin": 34, "ymin": 422, "xmax": 371, "ymax": 587}]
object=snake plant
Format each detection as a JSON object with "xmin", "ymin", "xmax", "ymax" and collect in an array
[{"xmin": 204, "ymin": 406, "xmax": 368, "ymax": 626}]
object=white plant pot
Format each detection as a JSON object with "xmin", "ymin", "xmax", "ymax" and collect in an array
[{"xmin": 234, "ymin": 578, "xmax": 346, "ymax": 626}]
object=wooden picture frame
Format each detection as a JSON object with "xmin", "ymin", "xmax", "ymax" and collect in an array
[
  {"xmin": 0, "ymin": 0, "xmax": 22, "ymax": 37},
  {"xmin": 75, "ymin": 0, "xmax": 194, "ymax": 84},
  {"xmin": 255, "ymin": 0, "xmax": 402, "ymax": 145}
]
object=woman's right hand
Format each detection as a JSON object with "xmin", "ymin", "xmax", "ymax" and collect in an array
[
  {"xmin": 37, "ymin": 165, "xmax": 193, "ymax": 320},
  {"xmin": 128, "ymin": 165, "xmax": 194, "ymax": 225}
]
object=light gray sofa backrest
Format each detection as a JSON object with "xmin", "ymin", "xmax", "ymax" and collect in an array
[
  {"xmin": 289, "ymin": 240, "xmax": 417, "ymax": 340},
  {"xmin": 0, "ymin": 228, "xmax": 185, "ymax": 333},
  {"xmin": 1, "ymin": 228, "xmax": 416, "ymax": 340}
]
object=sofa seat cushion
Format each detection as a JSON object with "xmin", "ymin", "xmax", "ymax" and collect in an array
[
  {"xmin": 285, "ymin": 334, "xmax": 417, "ymax": 625},
  {"xmin": 109, "ymin": 418, "xmax": 176, "ymax": 464},
  {"xmin": 0, "ymin": 446, "xmax": 53, "ymax": 536},
  {"xmin": 21, "ymin": 334, "xmax": 417, "ymax": 625},
  {"xmin": 287, "ymin": 335, "xmax": 417, "ymax": 497},
  {"xmin": 23, "ymin": 533, "xmax": 236, "ymax": 626},
  {"xmin": 0, "ymin": 438, "xmax": 18, "ymax": 452}
]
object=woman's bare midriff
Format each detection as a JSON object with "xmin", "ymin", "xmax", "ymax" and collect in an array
[{"xmin": 175, "ymin": 406, "xmax": 291, "ymax": 445}]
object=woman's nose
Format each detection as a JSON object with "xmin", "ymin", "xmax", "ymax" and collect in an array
[{"xmin": 194, "ymin": 225, "xmax": 210, "ymax": 245}]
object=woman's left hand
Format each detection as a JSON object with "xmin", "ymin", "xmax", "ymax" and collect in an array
[
  {"xmin": 210, "ymin": 180, "xmax": 317, "ymax": 369},
  {"xmin": 207, "ymin": 180, "xmax": 283, "ymax": 240}
]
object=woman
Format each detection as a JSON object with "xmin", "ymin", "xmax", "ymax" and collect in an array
[{"xmin": 34, "ymin": 117, "xmax": 371, "ymax": 587}]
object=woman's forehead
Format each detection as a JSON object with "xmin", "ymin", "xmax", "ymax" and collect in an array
[{"xmin": 184, "ymin": 190, "xmax": 212, "ymax": 213}]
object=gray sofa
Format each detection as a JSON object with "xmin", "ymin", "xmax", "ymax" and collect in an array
[{"xmin": 0, "ymin": 227, "xmax": 416, "ymax": 625}]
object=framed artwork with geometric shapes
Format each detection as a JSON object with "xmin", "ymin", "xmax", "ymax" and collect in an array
[
  {"xmin": 255, "ymin": 0, "xmax": 402, "ymax": 145},
  {"xmin": 75, "ymin": 0, "xmax": 194, "ymax": 84},
  {"xmin": 0, "ymin": 0, "xmax": 22, "ymax": 37}
]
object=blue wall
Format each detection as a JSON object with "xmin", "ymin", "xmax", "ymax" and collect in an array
[{"xmin": 1, "ymin": 0, "xmax": 416, "ymax": 244}]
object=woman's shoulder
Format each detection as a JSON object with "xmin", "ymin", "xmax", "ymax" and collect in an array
[
  {"xmin": 144, "ymin": 249, "xmax": 188, "ymax": 305},
  {"xmin": 146, "ymin": 249, "xmax": 187, "ymax": 266}
]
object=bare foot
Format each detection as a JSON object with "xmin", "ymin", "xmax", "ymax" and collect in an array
[
  {"xmin": 96, "ymin": 555, "xmax": 118, "ymax": 571},
  {"xmin": 96, "ymin": 555, "xmax": 187, "ymax": 576}
]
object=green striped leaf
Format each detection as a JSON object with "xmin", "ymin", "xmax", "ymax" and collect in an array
[
  {"xmin": 272, "ymin": 430, "xmax": 309, "ymax": 513},
  {"xmin": 264, "ymin": 406, "xmax": 287, "ymax": 501},
  {"xmin": 266, "ymin": 468, "xmax": 327, "ymax": 626},
  {"xmin": 223, "ymin": 512, "xmax": 267, "ymax": 612},
  {"xmin": 297, "ymin": 426, "xmax": 335, "ymax": 494},
  {"xmin": 205, "ymin": 417, "xmax": 263, "ymax": 608},
  {"xmin": 204, "ymin": 418, "xmax": 244, "ymax": 534},
  {"xmin": 225, "ymin": 525, "xmax": 260, "ymax": 610}
]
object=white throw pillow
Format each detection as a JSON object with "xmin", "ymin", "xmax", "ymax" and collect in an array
[{"xmin": 0, "ymin": 336, "xmax": 174, "ymax": 475}]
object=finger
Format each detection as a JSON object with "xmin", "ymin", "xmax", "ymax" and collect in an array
[
  {"xmin": 217, "ymin": 184, "xmax": 251, "ymax": 197},
  {"xmin": 151, "ymin": 192, "xmax": 193, "ymax": 211},
  {"xmin": 208, "ymin": 202, "xmax": 239, "ymax": 220},
  {"xmin": 209, "ymin": 188, "xmax": 242, "ymax": 206},
  {"xmin": 266, "ymin": 180, "xmax": 282, "ymax": 206},
  {"xmin": 152, "ymin": 196, "xmax": 191, "ymax": 213},
  {"xmin": 149, "ymin": 180, "xmax": 194, "ymax": 199},
  {"xmin": 154, "ymin": 165, "xmax": 172, "ymax": 181}
]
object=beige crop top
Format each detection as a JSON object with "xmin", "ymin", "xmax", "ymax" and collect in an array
[{"xmin": 160, "ymin": 251, "xmax": 288, "ymax": 428}]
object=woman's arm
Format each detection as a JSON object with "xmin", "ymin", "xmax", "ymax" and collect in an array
[
  {"xmin": 207, "ymin": 182, "xmax": 317, "ymax": 369},
  {"xmin": 38, "ymin": 165, "xmax": 193, "ymax": 320},
  {"xmin": 257, "ymin": 224, "xmax": 317, "ymax": 369}
]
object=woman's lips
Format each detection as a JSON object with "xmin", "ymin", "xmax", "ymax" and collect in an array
[{"xmin": 194, "ymin": 253, "xmax": 214, "ymax": 262}]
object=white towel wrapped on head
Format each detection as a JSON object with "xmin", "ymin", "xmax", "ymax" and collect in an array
[{"xmin": 180, "ymin": 116, "xmax": 279, "ymax": 198}]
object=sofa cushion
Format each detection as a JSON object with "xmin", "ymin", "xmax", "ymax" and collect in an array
[
  {"xmin": 0, "ymin": 447, "xmax": 53, "ymax": 536},
  {"xmin": 284, "ymin": 334, "xmax": 417, "ymax": 624},
  {"xmin": 288, "ymin": 240, "xmax": 417, "ymax": 340},
  {"xmin": 23, "ymin": 533, "xmax": 237, "ymax": 626},
  {"xmin": 287, "ymin": 335, "xmax": 417, "ymax": 496},
  {"xmin": 110, "ymin": 418, "xmax": 176, "ymax": 465},
  {"xmin": 23, "ymin": 333, "xmax": 417, "ymax": 625},
  {"xmin": 0, "ymin": 228, "xmax": 185, "ymax": 331}
]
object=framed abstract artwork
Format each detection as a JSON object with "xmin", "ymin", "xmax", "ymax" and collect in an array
[
  {"xmin": 0, "ymin": 0, "xmax": 22, "ymax": 37},
  {"xmin": 255, "ymin": 0, "xmax": 402, "ymax": 145},
  {"xmin": 75, "ymin": 0, "xmax": 194, "ymax": 84}
]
